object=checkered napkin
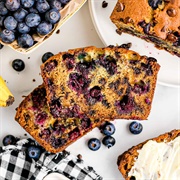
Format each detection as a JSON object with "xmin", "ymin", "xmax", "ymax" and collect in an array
[{"xmin": 0, "ymin": 139, "xmax": 102, "ymax": 180}]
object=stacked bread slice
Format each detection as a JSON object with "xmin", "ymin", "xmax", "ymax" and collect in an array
[{"xmin": 15, "ymin": 46, "xmax": 160, "ymax": 153}]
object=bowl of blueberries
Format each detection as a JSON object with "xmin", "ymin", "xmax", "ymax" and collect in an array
[{"xmin": 0, "ymin": 0, "xmax": 86, "ymax": 53}]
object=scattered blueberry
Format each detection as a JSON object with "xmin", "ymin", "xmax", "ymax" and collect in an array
[
  {"xmin": 42, "ymin": 52, "xmax": 54, "ymax": 63},
  {"xmin": 5, "ymin": 0, "xmax": 21, "ymax": 12},
  {"xmin": 47, "ymin": 0, "xmax": 62, "ymax": 10},
  {"xmin": 25, "ymin": 13, "xmax": 41, "ymax": 27},
  {"xmin": 37, "ymin": 21, "xmax": 53, "ymax": 36},
  {"xmin": 45, "ymin": 9, "xmax": 61, "ymax": 24},
  {"xmin": 88, "ymin": 138, "xmax": 101, "ymax": 151},
  {"xmin": 3, "ymin": 135, "xmax": 17, "ymax": 146},
  {"xmin": 102, "ymin": 135, "xmax": 116, "ymax": 148},
  {"xmin": 17, "ymin": 33, "xmax": 34, "ymax": 48},
  {"xmin": 129, "ymin": 121, "xmax": 143, "ymax": 135},
  {"xmin": 13, "ymin": 8, "xmax": 28, "ymax": 22},
  {"xmin": 4, "ymin": 16, "xmax": 18, "ymax": 30},
  {"xmin": 17, "ymin": 22, "xmax": 30, "ymax": 34},
  {"xmin": 36, "ymin": 0, "xmax": 50, "ymax": 13},
  {"xmin": 12, "ymin": 59, "xmax": 25, "ymax": 71},
  {"xmin": 27, "ymin": 146, "xmax": 41, "ymax": 160},
  {"xmin": 100, "ymin": 122, "xmax": 116, "ymax": 136},
  {"xmin": 0, "ymin": 2, "xmax": 8, "ymax": 16},
  {"xmin": 0, "ymin": 29, "xmax": 15, "ymax": 44},
  {"xmin": 21, "ymin": 0, "xmax": 35, "ymax": 8}
]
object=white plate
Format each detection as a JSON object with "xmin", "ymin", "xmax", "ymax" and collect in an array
[{"xmin": 89, "ymin": 0, "xmax": 180, "ymax": 88}]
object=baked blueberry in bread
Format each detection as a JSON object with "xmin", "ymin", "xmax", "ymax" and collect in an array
[
  {"xmin": 117, "ymin": 129, "xmax": 180, "ymax": 180},
  {"xmin": 110, "ymin": 0, "xmax": 180, "ymax": 57},
  {"xmin": 41, "ymin": 46, "xmax": 160, "ymax": 121},
  {"xmin": 15, "ymin": 85, "xmax": 103, "ymax": 153}
]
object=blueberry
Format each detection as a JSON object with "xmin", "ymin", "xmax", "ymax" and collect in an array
[
  {"xmin": 4, "ymin": 16, "xmax": 18, "ymax": 30},
  {"xmin": 3, "ymin": 135, "xmax": 17, "ymax": 146},
  {"xmin": 102, "ymin": 135, "xmax": 116, "ymax": 148},
  {"xmin": 0, "ymin": 2, "xmax": 8, "ymax": 16},
  {"xmin": 42, "ymin": 52, "xmax": 54, "ymax": 63},
  {"xmin": 100, "ymin": 122, "xmax": 115, "ymax": 136},
  {"xmin": 0, "ymin": 15, "xmax": 5, "ymax": 27},
  {"xmin": 36, "ymin": 0, "xmax": 50, "ymax": 13},
  {"xmin": 25, "ymin": 13, "xmax": 41, "ymax": 27},
  {"xmin": 17, "ymin": 22, "xmax": 30, "ymax": 33},
  {"xmin": 27, "ymin": 146, "xmax": 41, "ymax": 160},
  {"xmin": 47, "ymin": 0, "xmax": 62, "ymax": 10},
  {"xmin": 88, "ymin": 138, "xmax": 101, "ymax": 151},
  {"xmin": 18, "ymin": 33, "xmax": 34, "ymax": 48},
  {"xmin": 148, "ymin": 0, "xmax": 162, "ymax": 10},
  {"xmin": 129, "ymin": 121, "xmax": 143, "ymax": 135},
  {"xmin": 45, "ymin": 9, "xmax": 61, "ymax": 24},
  {"xmin": 29, "ymin": 7, "xmax": 39, "ymax": 14},
  {"xmin": 13, "ymin": 8, "xmax": 28, "ymax": 22},
  {"xmin": 21, "ymin": 0, "xmax": 35, "ymax": 8},
  {"xmin": 5, "ymin": 0, "xmax": 21, "ymax": 11},
  {"xmin": 37, "ymin": 21, "xmax": 53, "ymax": 36},
  {"xmin": 12, "ymin": 59, "xmax": 25, "ymax": 71},
  {"xmin": 0, "ymin": 29, "xmax": 15, "ymax": 44}
]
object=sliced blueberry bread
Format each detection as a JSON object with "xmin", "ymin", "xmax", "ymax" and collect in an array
[
  {"xmin": 110, "ymin": 0, "xmax": 180, "ymax": 57},
  {"xmin": 117, "ymin": 129, "xmax": 180, "ymax": 180},
  {"xmin": 15, "ymin": 85, "xmax": 103, "ymax": 153},
  {"xmin": 41, "ymin": 46, "xmax": 160, "ymax": 121}
]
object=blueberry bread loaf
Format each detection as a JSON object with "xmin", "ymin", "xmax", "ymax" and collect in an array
[
  {"xmin": 117, "ymin": 129, "xmax": 180, "ymax": 180},
  {"xmin": 41, "ymin": 46, "xmax": 160, "ymax": 121},
  {"xmin": 110, "ymin": 0, "xmax": 180, "ymax": 57},
  {"xmin": 15, "ymin": 85, "xmax": 103, "ymax": 153}
]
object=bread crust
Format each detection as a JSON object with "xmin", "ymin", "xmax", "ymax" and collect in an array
[
  {"xmin": 110, "ymin": 0, "xmax": 180, "ymax": 57},
  {"xmin": 117, "ymin": 129, "xmax": 180, "ymax": 179}
]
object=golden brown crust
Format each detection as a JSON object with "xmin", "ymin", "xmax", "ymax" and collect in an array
[
  {"xmin": 110, "ymin": 0, "xmax": 180, "ymax": 56},
  {"xmin": 41, "ymin": 46, "xmax": 160, "ymax": 121},
  {"xmin": 117, "ymin": 129, "xmax": 180, "ymax": 180}
]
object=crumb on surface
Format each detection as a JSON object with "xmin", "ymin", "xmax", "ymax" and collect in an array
[{"xmin": 102, "ymin": 1, "xmax": 108, "ymax": 8}]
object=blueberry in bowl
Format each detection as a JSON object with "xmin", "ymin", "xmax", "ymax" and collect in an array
[
  {"xmin": 36, "ymin": 0, "xmax": 50, "ymax": 13},
  {"xmin": 17, "ymin": 22, "xmax": 30, "ymax": 34},
  {"xmin": 25, "ymin": 13, "xmax": 41, "ymax": 27},
  {"xmin": 17, "ymin": 33, "xmax": 34, "ymax": 48},
  {"xmin": 5, "ymin": 0, "xmax": 21, "ymax": 12},
  {"xmin": 37, "ymin": 21, "xmax": 53, "ymax": 36},
  {"xmin": 45, "ymin": 9, "xmax": 61, "ymax": 24},
  {"xmin": 21, "ymin": 0, "xmax": 35, "ymax": 9},
  {"xmin": 4, "ymin": 16, "xmax": 18, "ymax": 30},
  {"xmin": 0, "ymin": 29, "xmax": 15, "ymax": 44}
]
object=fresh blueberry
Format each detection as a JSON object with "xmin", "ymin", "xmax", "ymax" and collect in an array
[
  {"xmin": 0, "ymin": 15, "xmax": 5, "ymax": 27},
  {"xmin": 27, "ymin": 146, "xmax": 41, "ymax": 160},
  {"xmin": 25, "ymin": 13, "xmax": 41, "ymax": 27},
  {"xmin": 129, "ymin": 121, "xmax": 143, "ymax": 135},
  {"xmin": 37, "ymin": 21, "xmax": 53, "ymax": 36},
  {"xmin": 12, "ymin": 59, "xmax": 25, "ymax": 71},
  {"xmin": 17, "ymin": 33, "xmax": 34, "ymax": 48},
  {"xmin": 5, "ymin": 0, "xmax": 21, "ymax": 11},
  {"xmin": 36, "ymin": 0, "xmax": 50, "ymax": 13},
  {"xmin": 4, "ymin": 16, "xmax": 18, "ymax": 30},
  {"xmin": 148, "ymin": 0, "xmax": 162, "ymax": 10},
  {"xmin": 0, "ymin": 2, "xmax": 8, "ymax": 16},
  {"xmin": 102, "ymin": 135, "xmax": 116, "ymax": 148},
  {"xmin": 0, "ymin": 29, "xmax": 15, "ymax": 44},
  {"xmin": 42, "ymin": 52, "xmax": 54, "ymax": 63},
  {"xmin": 88, "ymin": 138, "xmax": 101, "ymax": 151},
  {"xmin": 21, "ymin": 0, "xmax": 35, "ymax": 8},
  {"xmin": 3, "ymin": 135, "xmax": 17, "ymax": 146},
  {"xmin": 100, "ymin": 122, "xmax": 116, "ymax": 136},
  {"xmin": 29, "ymin": 7, "xmax": 39, "ymax": 14},
  {"xmin": 17, "ymin": 22, "xmax": 30, "ymax": 33},
  {"xmin": 45, "ymin": 9, "xmax": 61, "ymax": 24},
  {"xmin": 13, "ymin": 8, "xmax": 28, "ymax": 22},
  {"xmin": 59, "ymin": 0, "xmax": 70, "ymax": 7},
  {"xmin": 47, "ymin": 0, "xmax": 62, "ymax": 10}
]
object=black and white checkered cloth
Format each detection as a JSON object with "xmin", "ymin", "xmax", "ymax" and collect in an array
[{"xmin": 0, "ymin": 139, "xmax": 102, "ymax": 180}]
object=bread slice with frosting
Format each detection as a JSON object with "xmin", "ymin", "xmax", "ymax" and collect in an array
[{"xmin": 117, "ymin": 129, "xmax": 180, "ymax": 180}]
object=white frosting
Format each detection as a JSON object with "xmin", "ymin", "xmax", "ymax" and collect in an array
[{"xmin": 128, "ymin": 136, "xmax": 180, "ymax": 179}]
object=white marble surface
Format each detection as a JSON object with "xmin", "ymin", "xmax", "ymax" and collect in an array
[{"xmin": 0, "ymin": 2, "xmax": 180, "ymax": 180}]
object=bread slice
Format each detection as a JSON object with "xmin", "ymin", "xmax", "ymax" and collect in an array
[
  {"xmin": 117, "ymin": 129, "xmax": 180, "ymax": 180},
  {"xmin": 15, "ymin": 85, "xmax": 103, "ymax": 153},
  {"xmin": 40, "ymin": 46, "xmax": 160, "ymax": 121},
  {"xmin": 110, "ymin": 0, "xmax": 180, "ymax": 57}
]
